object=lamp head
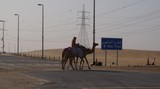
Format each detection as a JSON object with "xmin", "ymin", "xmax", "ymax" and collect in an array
[
  {"xmin": 0, "ymin": 20, "xmax": 5, "ymax": 22},
  {"xmin": 38, "ymin": 4, "xmax": 42, "ymax": 6},
  {"xmin": 14, "ymin": 14, "xmax": 18, "ymax": 16}
]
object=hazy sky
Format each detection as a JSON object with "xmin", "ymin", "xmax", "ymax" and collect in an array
[{"xmin": 0, "ymin": 0, "xmax": 160, "ymax": 52}]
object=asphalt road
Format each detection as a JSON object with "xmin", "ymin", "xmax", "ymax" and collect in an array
[
  {"xmin": 27, "ymin": 69, "xmax": 160, "ymax": 89},
  {"xmin": 0, "ymin": 54, "xmax": 58, "ymax": 69},
  {"xmin": 1, "ymin": 54, "xmax": 160, "ymax": 89},
  {"xmin": 0, "ymin": 54, "xmax": 57, "ymax": 65}
]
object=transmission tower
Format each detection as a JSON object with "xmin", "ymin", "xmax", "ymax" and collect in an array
[{"xmin": 77, "ymin": 4, "xmax": 90, "ymax": 48}]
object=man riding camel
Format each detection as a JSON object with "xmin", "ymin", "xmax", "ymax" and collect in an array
[
  {"xmin": 71, "ymin": 37, "xmax": 77, "ymax": 48},
  {"xmin": 71, "ymin": 36, "xmax": 82, "ymax": 55}
]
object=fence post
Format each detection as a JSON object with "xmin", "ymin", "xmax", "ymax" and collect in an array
[{"xmin": 59, "ymin": 57, "xmax": 61, "ymax": 62}]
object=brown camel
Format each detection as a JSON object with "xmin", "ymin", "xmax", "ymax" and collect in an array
[
  {"xmin": 61, "ymin": 46, "xmax": 83, "ymax": 70},
  {"xmin": 61, "ymin": 43, "xmax": 98, "ymax": 70},
  {"xmin": 61, "ymin": 47, "xmax": 76, "ymax": 70},
  {"xmin": 78, "ymin": 43, "xmax": 98, "ymax": 69}
]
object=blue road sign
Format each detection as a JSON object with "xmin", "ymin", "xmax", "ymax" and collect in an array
[{"xmin": 101, "ymin": 38, "xmax": 122, "ymax": 50}]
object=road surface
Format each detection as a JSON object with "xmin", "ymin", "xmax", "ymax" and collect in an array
[
  {"xmin": 26, "ymin": 70, "xmax": 160, "ymax": 89},
  {"xmin": 0, "ymin": 54, "xmax": 160, "ymax": 89}
]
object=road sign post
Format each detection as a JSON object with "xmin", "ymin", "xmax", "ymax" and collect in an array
[
  {"xmin": 101, "ymin": 38, "xmax": 122, "ymax": 66},
  {"xmin": 105, "ymin": 50, "xmax": 107, "ymax": 66}
]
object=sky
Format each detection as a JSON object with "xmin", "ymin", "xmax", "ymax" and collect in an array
[{"xmin": 0, "ymin": 0, "xmax": 160, "ymax": 52}]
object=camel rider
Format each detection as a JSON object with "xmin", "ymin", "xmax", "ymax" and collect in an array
[
  {"xmin": 71, "ymin": 37, "xmax": 77, "ymax": 48},
  {"xmin": 71, "ymin": 37, "xmax": 79, "ymax": 48},
  {"xmin": 71, "ymin": 37, "xmax": 82, "ymax": 56}
]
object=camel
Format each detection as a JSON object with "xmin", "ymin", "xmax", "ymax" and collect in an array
[
  {"xmin": 61, "ymin": 43, "xmax": 98, "ymax": 70},
  {"xmin": 61, "ymin": 47, "xmax": 76, "ymax": 70},
  {"xmin": 61, "ymin": 46, "xmax": 83, "ymax": 70},
  {"xmin": 78, "ymin": 43, "xmax": 99, "ymax": 69}
]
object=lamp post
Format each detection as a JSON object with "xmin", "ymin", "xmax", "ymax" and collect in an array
[
  {"xmin": 14, "ymin": 14, "xmax": 20, "ymax": 55},
  {"xmin": 0, "ymin": 20, "xmax": 5, "ymax": 53},
  {"xmin": 38, "ymin": 4, "xmax": 44, "ymax": 59},
  {"xmin": 93, "ymin": 0, "xmax": 96, "ymax": 64}
]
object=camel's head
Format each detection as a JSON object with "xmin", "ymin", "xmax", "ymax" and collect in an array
[{"xmin": 93, "ymin": 43, "xmax": 99, "ymax": 47}]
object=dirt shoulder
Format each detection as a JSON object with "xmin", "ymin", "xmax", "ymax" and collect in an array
[
  {"xmin": 0, "ymin": 69, "xmax": 47, "ymax": 89},
  {"xmin": 0, "ymin": 68, "xmax": 48, "ymax": 89}
]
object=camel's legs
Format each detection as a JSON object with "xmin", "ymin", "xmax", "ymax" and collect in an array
[
  {"xmin": 72, "ymin": 57, "xmax": 76, "ymax": 69},
  {"xmin": 79, "ymin": 57, "xmax": 90, "ymax": 70},
  {"xmin": 75, "ymin": 57, "xmax": 79, "ymax": 70},
  {"xmin": 67, "ymin": 63, "xmax": 70, "ymax": 69},
  {"xmin": 61, "ymin": 58, "xmax": 65, "ymax": 70},
  {"xmin": 84, "ymin": 57, "xmax": 91, "ymax": 69},
  {"xmin": 80, "ymin": 58, "xmax": 85, "ymax": 70},
  {"xmin": 69, "ymin": 57, "xmax": 75, "ymax": 70},
  {"xmin": 67, "ymin": 57, "xmax": 76, "ymax": 69},
  {"xmin": 61, "ymin": 59, "xmax": 64, "ymax": 70},
  {"xmin": 62, "ymin": 57, "xmax": 69, "ymax": 70}
]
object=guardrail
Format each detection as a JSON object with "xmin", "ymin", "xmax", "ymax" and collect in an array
[{"xmin": 11, "ymin": 53, "xmax": 61, "ymax": 62}]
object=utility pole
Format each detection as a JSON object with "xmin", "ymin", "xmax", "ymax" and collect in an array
[
  {"xmin": 0, "ymin": 20, "xmax": 5, "ymax": 53},
  {"xmin": 8, "ymin": 43, "xmax": 10, "ymax": 53},
  {"xmin": 93, "ymin": 0, "xmax": 96, "ymax": 64},
  {"xmin": 38, "ymin": 4, "xmax": 45, "ymax": 59},
  {"xmin": 14, "ymin": 14, "xmax": 20, "ymax": 55}
]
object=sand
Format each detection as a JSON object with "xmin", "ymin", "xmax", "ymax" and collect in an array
[{"xmin": 23, "ymin": 48, "xmax": 160, "ymax": 66}]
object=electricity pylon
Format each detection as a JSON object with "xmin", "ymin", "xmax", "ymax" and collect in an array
[{"xmin": 77, "ymin": 4, "xmax": 90, "ymax": 48}]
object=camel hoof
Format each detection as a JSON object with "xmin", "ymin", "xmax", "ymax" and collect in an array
[{"xmin": 79, "ymin": 68, "xmax": 82, "ymax": 70}]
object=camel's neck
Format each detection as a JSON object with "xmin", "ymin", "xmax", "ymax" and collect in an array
[
  {"xmin": 91, "ymin": 45, "xmax": 96, "ymax": 53},
  {"xmin": 87, "ymin": 44, "xmax": 96, "ymax": 54}
]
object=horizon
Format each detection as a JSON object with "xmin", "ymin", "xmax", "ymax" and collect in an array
[{"xmin": 24, "ymin": 48, "xmax": 160, "ymax": 53}]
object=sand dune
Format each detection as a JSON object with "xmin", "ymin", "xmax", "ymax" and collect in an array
[{"xmin": 23, "ymin": 48, "xmax": 160, "ymax": 66}]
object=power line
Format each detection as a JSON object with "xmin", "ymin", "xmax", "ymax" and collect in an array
[
  {"xmin": 97, "ymin": 9, "xmax": 160, "ymax": 28},
  {"xmin": 5, "ymin": 38, "xmax": 68, "ymax": 43},
  {"xmin": 96, "ymin": 0, "xmax": 147, "ymax": 17},
  {"xmin": 17, "ymin": 20, "xmax": 77, "ymax": 32},
  {"xmin": 96, "ymin": 10, "xmax": 160, "ymax": 33},
  {"xmin": 97, "ymin": 24, "xmax": 160, "ymax": 37},
  {"xmin": 120, "ymin": 26, "xmax": 160, "ymax": 37}
]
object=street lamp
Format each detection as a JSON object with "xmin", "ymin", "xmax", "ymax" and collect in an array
[
  {"xmin": 93, "ymin": 0, "xmax": 96, "ymax": 64},
  {"xmin": 0, "ymin": 20, "xmax": 5, "ymax": 53},
  {"xmin": 14, "ymin": 14, "xmax": 20, "ymax": 55},
  {"xmin": 38, "ymin": 3, "xmax": 44, "ymax": 59}
]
